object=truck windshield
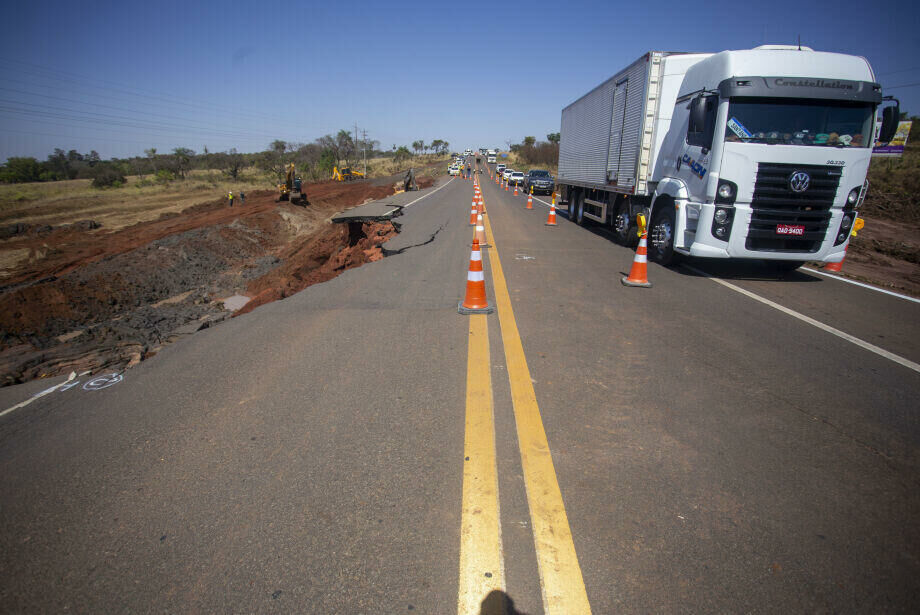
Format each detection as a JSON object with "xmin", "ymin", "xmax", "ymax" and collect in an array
[{"xmin": 725, "ymin": 97, "xmax": 875, "ymax": 147}]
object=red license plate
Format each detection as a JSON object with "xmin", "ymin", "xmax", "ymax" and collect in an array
[{"xmin": 775, "ymin": 224, "xmax": 805, "ymax": 236}]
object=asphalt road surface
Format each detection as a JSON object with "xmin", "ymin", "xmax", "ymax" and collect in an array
[{"xmin": 2, "ymin": 168, "xmax": 919, "ymax": 613}]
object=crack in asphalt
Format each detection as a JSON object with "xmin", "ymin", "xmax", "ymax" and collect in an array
[{"xmin": 380, "ymin": 223, "xmax": 445, "ymax": 257}]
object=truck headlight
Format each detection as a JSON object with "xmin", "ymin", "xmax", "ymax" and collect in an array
[
  {"xmin": 715, "ymin": 179, "xmax": 737, "ymax": 205},
  {"xmin": 710, "ymin": 205, "xmax": 735, "ymax": 241},
  {"xmin": 847, "ymin": 188, "xmax": 859, "ymax": 207}
]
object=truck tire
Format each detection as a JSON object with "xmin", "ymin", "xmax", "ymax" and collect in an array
[
  {"xmin": 572, "ymin": 191, "xmax": 585, "ymax": 226},
  {"xmin": 648, "ymin": 200, "xmax": 677, "ymax": 265},
  {"xmin": 612, "ymin": 199, "xmax": 637, "ymax": 248}
]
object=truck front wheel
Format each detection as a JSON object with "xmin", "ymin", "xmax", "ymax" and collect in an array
[
  {"xmin": 613, "ymin": 199, "xmax": 637, "ymax": 248},
  {"xmin": 648, "ymin": 202, "xmax": 677, "ymax": 265}
]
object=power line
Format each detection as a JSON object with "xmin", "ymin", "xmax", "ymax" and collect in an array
[
  {"xmin": 884, "ymin": 82, "xmax": 920, "ymax": 91},
  {"xmin": 877, "ymin": 66, "xmax": 920, "ymax": 77}
]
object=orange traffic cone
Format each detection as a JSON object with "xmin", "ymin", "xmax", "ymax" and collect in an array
[
  {"xmin": 474, "ymin": 212, "xmax": 489, "ymax": 247},
  {"xmin": 513, "ymin": 185, "xmax": 518, "ymax": 197},
  {"xmin": 545, "ymin": 202, "xmax": 557, "ymax": 226},
  {"xmin": 504, "ymin": 180, "xmax": 508, "ymax": 192},
  {"xmin": 622, "ymin": 216, "xmax": 652, "ymax": 288},
  {"xmin": 825, "ymin": 217, "xmax": 863, "ymax": 273},
  {"xmin": 526, "ymin": 193, "xmax": 533, "ymax": 209},
  {"xmin": 469, "ymin": 199, "xmax": 478, "ymax": 225},
  {"xmin": 459, "ymin": 239, "xmax": 494, "ymax": 314},
  {"xmin": 824, "ymin": 247, "xmax": 846, "ymax": 272}
]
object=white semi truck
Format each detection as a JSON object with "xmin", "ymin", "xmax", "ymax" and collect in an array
[{"xmin": 556, "ymin": 46, "xmax": 900, "ymax": 269}]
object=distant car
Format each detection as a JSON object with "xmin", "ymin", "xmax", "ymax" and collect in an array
[
  {"xmin": 509, "ymin": 171, "xmax": 524, "ymax": 186},
  {"xmin": 523, "ymin": 169, "xmax": 554, "ymax": 194},
  {"xmin": 496, "ymin": 164, "xmax": 506, "ymax": 176},
  {"xmin": 502, "ymin": 168, "xmax": 514, "ymax": 181},
  {"xmin": 448, "ymin": 165, "xmax": 460, "ymax": 176}
]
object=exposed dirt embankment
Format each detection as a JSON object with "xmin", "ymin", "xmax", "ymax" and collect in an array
[{"xmin": 0, "ymin": 176, "xmax": 428, "ymax": 386}]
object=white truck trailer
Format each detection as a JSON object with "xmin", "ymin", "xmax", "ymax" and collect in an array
[{"xmin": 556, "ymin": 46, "xmax": 900, "ymax": 268}]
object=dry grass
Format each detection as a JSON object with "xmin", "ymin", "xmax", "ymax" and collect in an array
[
  {"xmin": 0, "ymin": 168, "xmax": 274, "ymax": 231},
  {"xmin": 0, "ymin": 155, "xmax": 452, "ymax": 232},
  {"xmin": 364, "ymin": 154, "xmax": 451, "ymax": 177}
]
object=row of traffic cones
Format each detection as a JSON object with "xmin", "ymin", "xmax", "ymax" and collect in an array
[{"xmin": 460, "ymin": 177, "xmax": 494, "ymax": 313}]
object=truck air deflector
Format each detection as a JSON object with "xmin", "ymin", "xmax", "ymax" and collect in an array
[{"xmin": 718, "ymin": 77, "xmax": 882, "ymax": 103}]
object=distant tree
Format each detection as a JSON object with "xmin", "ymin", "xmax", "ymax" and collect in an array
[
  {"xmin": 87, "ymin": 150, "xmax": 101, "ymax": 166},
  {"xmin": 171, "ymin": 147, "xmax": 194, "ymax": 179},
  {"xmin": 546, "ymin": 132, "xmax": 560, "ymax": 144},
  {"xmin": 91, "ymin": 165, "xmax": 125, "ymax": 188},
  {"xmin": 45, "ymin": 148, "xmax": 71, "ymax": 180},
  {"xmin": 523, "ymin": 136, "xmax": 536, "ymax": 147},
  {"xmin": 317, "ymin": 135, "xmax": 340, "ymax": 166},
  {"xmin": 394, "ymin": 146, "xmax": 412, "ymax": 163},
  {"xmin": 317, "ymin": 148, "xmax": 337, "ymax": 179},
  {"xmin": 0, "ymin": 157, "xmax": 43, "ymax": 183},
  {"xmin": 221, "ymin": 148, "xmax": 245, "ymax": 179},
  {"xmin": 412, "ymin": 140, "xmax": 423, "ymax": 156},
  {"xmin": 439, "ymin": 140, "xmax": 449, "ymax": 155},
  {"xmin": 145, "ymin": 148, "xmax": 158, "ymax": 173},
  {"xmin": 336, "ymin": 130, "xmax": 356, "ymax": 166}
]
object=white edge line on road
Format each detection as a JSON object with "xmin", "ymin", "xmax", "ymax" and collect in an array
[
  {"xmin": 801, "ymin": 267, "xmax": 920, "ymax": 304},
  {"xmin": 684, "ymin": 264, "xmax": 920, "ymax": 374},
  {"xmin": 0, "ymin": 371, "xmax": 76, "ymax": 419},
  {"xmin": 400, "ymin": 176, "xmax": 454, "ymax": 210}
]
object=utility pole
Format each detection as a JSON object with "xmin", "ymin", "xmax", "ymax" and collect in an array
[
  {"xmin": 354, "ymin": 122, "xmax": 358, "ymax": 168},
  {"xmin": 362, "ymin": 129, "xmax": 367, "ymax": 178}
]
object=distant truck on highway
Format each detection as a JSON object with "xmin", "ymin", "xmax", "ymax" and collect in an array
[{"xmin": 556, "ymin": 46, "xmax": 900, "ymax": 269}]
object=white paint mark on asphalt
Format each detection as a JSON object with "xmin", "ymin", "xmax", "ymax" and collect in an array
[
  {"xmin": 0, "ymin": 372, "xmax": 76, "ymax": 419},
  {"xmin": 801, "ymin": 267, "xmax": 920, "ymax": 304},
  {"xmin": 82, "ymin": 373, "xmax": 124, "ymax": 391},
  {"xmin": 515, "ymin": 254, "xmax": 536, "ymax": 260},
  {"xmin": 684, "ymin": 264, "xmax": 920, "ymax": 374},
  {"xmin": 400, "ymin": 177, "xmax": 455, "ymax": 210}
]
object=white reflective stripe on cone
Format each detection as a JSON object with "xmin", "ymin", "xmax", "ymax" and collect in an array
[
  {"xmin": 471, "ymin": 251, "xmax": 482, "ymax": 261},
  {"xmin": 468, "ymin": 270, "xmax": 484, "ymax": 282},
  {"xmin": 634, "ymin": 255, "xmax": 647, "ymax": 263}
]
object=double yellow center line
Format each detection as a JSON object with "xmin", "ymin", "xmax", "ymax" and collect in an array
[{"xmin": 458, "ymin": 197, "xmax": 591, "ymax": 614}]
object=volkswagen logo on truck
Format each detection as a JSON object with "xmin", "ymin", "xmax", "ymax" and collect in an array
[{"xmin": 789, "ymin": 171, "xmax": 810, "ymax": 193}]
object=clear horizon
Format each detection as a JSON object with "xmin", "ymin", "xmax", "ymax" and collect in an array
[{"xmin": 2, "ymin": 0, "xmax": 918, "ymax": 162}]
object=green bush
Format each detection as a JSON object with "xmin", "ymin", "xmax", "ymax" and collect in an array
[{"xmin": 91, "ymin": 167, "xmax": 126, "ymax": 188}]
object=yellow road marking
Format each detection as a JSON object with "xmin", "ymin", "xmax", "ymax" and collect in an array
[
  {"xmin": 483, "ymin": 214, "xmax": 593, "ymax": 614},
  {"xmin": 458, "ymin": 314, "xmax": 504, "ymax": 614}
]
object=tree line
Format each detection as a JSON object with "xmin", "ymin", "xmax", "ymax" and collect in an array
[
  {"xmin": 0, "ymin": 130, "xmax": 452, "ymax": 186},
  {"xmin": 508, "ymin": 133, "xmax": 560, "ymax": 167}
]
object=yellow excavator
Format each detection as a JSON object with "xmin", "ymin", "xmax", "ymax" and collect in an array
[
  {"xmin": 277, "ymin": 162, "xmax": 307, "ymax": 204},
  {"xmin": 332, "ymin": 165, "xmax": 365, "ymax": 182}
]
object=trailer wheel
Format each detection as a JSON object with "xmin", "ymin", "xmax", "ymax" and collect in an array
[
  {"xmin": 648, "ymin": 200, "xmax": 677, "ymax": 265},
  {"xmin": 612, "ymin": 199, "xmax": 637, "ymax": 248},
  {"xmin": 572, "ymin": 191, "xmax": 585, "ymax": 226}
]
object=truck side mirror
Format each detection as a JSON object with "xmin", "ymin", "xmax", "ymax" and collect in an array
[
  {"xmin": 689, "ymin": 96, "xmax": 707, "ymax": 134},
  {"xmin": 879, "ymin": 104, "xmax": 900, "ymax": 144}
]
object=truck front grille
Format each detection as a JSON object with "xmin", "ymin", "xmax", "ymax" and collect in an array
[{"xmin": 745, "ymin": 163, "xmax": 841, "ymax": 253}]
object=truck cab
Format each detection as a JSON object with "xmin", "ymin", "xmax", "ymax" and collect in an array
[{"xmin": 649, "ymin": 46, "xmax": 888, "ymax": 266}]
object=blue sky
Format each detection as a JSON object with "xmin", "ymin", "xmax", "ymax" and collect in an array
[{"xmin": 1, "ymin": 0, "xmax": 918, "ymax": 161}]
